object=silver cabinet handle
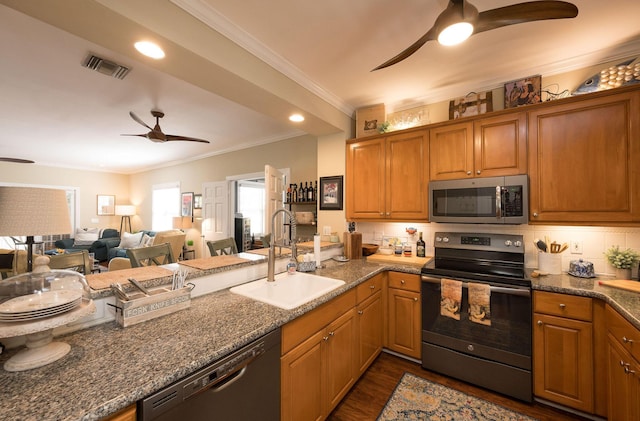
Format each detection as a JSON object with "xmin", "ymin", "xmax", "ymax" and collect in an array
[
  {"xmin": 537, "ymin": 320, "xmax": 543, "ymax": 326},
  {"xmin": 559, "ymin": 303, "xmax": 566, "ymax": 309},
  {"xmin": 533, "ymin": 212, "xmax": 538, "ymax": 217},
  {"xmin": 358, "ymin": 310, "xmax": 363, "ymax": 315},
  {"xmin": 476, "ymin": 170, "xmax": 481, "ymax": 175},
  {"xmin": 623, "ymin": 336, "xmax": 634, "ymax": 344},
  {"xmin": 369, "ymin": 285, "xmax": 375, "ymax": 290},
  {"xmin": 400, "ymin": 279, "xmax": 405, "ymax": 284},
  {"xmin": 413, "ymin": 297, "xmax": 418, "ymax": 302},
  {"xmin": 466, "ymin": 170, "xmax": 472, "ymax": 175}
]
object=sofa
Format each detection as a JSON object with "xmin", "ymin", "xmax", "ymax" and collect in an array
[
  {"xmin": 107, "ymin": 230, "xmax": 186, "ymax": 262},
  {"xmin": 54, "ymin": 228, "xmax": 120, "ymax": 262}
]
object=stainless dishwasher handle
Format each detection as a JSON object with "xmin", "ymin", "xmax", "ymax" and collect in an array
[
  {"xmin": 421, "ymin": 275, "xmax": 530, "ymax": 297},
  {"xmin": 210, "ymin": 366, "xmax": 248, "ymax": 393}
]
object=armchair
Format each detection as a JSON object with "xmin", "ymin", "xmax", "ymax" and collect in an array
[{"xmin": 54, "ymin": 228, "xmax": 119, "ymax": 261}]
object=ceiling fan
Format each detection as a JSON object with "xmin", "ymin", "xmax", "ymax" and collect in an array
[
  {"xmin": 373, "ymin": 0, "xmax": 578, "ymax": 70},
  {"xmin": 0, "ymin": 157, "xmax": 34, "ymax": 164},
  {"xmin": 122, "ymin": 110, "xmax": 211, "ymax": 143}
]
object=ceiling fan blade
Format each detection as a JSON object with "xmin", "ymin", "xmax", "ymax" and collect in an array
[
  {"xmin": 475, "ymin": 1, "xmax": 578, "ymax": 34},
  {"xmin": 121, "ymin": 133, "xmax": 149, "ymax": 138},
  {"xmin": 164, "ymin": 134, "xmax": 211, "ymax": 144},
  {"xmin": 129, "ymin": 111, "xmax": 153, "ymax": 131},
  {"xmin": 0, "ymin": 157, "xmax": 34, "ymax": 164},
  {"xmin": 372, "ymin": 27, "xmax": 438, "ymax": 71}
]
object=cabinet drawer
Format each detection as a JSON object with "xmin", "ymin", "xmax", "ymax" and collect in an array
[
  {"xmin": 356, "ymin": 273, "xmax": 384, "ymax": 304},
  {"xmin": 388, "ymin": 272, "xmax": 420, "ymax": 292},
  {"xmin": 606, "ymin": 304, "xmax": 640, "ymax": 362},
  {"xmin": 534, "ymin": 291, "xmax": 592, "ymax": 321}
]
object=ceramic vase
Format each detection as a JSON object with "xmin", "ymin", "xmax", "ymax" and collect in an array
[{"xmin": 615, "ymin": 268, "xmax": 632, "ymax": 280}]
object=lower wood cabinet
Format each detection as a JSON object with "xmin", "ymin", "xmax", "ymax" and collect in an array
[
  {"xmin": 533, "ymin": 291, "xmax": 594, "ymax": 413},
  {"xmin": 355, "ymin": 273, "xmax": 384, "ymax": 375},
  {"xmin": 606, "ymin": 304, "xmax": 640, "ymax": 421},
  {"xmin": 281, "ymin": 290, "xmax": 357, "ymax": 421},
  {"xmin": 386, "ymin": 272, "xmax": 421, "ymax": 359},
  {"xmin": 104, "ymin": 404, "xmax": 136, "ymax": 421}
]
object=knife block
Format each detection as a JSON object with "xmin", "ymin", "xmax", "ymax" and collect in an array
[{"xmin": 343, "ymin": 232, "xmax": 362, "ymax": 260}]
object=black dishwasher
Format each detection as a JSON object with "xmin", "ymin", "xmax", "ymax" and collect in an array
[{"xmin": 139, "ymin": 328, "xmax": 281, "ymax": 421}]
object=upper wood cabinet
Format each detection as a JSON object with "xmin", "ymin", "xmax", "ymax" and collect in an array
[
  {"xmin": 528, "ymin": 89, "xmax": 640, "ymax": 224},
  {"xmin": 429, "ymin": 112, "xmax": 527, "ymax": 180},
  {"xmin": 346, "ymin": 129, "xmax": 428, "ymax": 221}
]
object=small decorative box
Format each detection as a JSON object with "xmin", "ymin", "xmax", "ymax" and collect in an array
[{"xmin": 568, "ymin": 259, "xmax": 595, "ymax": 278}]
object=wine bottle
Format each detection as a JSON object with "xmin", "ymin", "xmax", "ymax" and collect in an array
[
  {"xmin": 313, "ymin": 180, "xmax": 318, "ymax": 202},
  {"xmin": 292, "ymin": 183, "xmax": 298, "ymax": 203},
  {"xmin": 417, "ymin": 232, "xmax": 426, "ymax": 257},
  {"xmin": 307, "ymin": 181, "xmax": 313, "ymax": 201},
  {"xmin": 298, "ymin": 182, "xmax": 304, "ymax": 202}
]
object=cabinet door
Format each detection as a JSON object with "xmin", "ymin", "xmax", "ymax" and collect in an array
[
  {"xmin": 474, "ymin": 112, "xmax": 527, "ymax": 177},
  {"xmin": 281, "ymin": 330, "xmax": 324, "ymax": 421},
  {"xmin": 607, "ymin": 337, "xmax": 640, "ymax": 421},
  {"xmin": 346, "ymin": 138, "xmax": 385, "ymax": 219},
  {"xmin": 386, "ymin": 130, "xmax": 429, "ymax": 219},
  {"xmin": 429, "ymin": 121, "xmax": 473, "ymax": 180},
  {"xmin": 533, "ymin": 313, "xmax": 594, "ymax": 412},
  {"xmin": 324, "ymin": 308, "xmax": 357, "ymax": 415},
  {"xmin": 387, "ymin": 287, "xmax": 421, "ymax": 359},
  {"xmin": 528, "ymin": 90, "xmax": 640, "ymax": 223},
  {"xmin": 356, "ymin": 290, "xmax": 383, "ymax": 375}
]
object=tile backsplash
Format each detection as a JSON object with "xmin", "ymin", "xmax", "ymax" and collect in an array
[{"xmin": 354, "ymin": 222, "xmax": 640, "ymax": 278}]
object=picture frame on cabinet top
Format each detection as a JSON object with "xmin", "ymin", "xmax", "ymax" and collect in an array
[
  {"xmin": 504, "ymin": 75, "xmax": 541, "ymax": 108},
  {"xmin": 355, "ymin": 104, "xmax": 385, "ymax": 138}
]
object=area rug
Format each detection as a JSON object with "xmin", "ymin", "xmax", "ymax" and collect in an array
[{"xmin": 377, "ymin": 373, "xmax": 537, "ymax": 421}]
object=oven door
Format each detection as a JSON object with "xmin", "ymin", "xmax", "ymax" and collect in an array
[{"xmin": 421, "ymin": 275, "xmax": 531, "ymax": 370}]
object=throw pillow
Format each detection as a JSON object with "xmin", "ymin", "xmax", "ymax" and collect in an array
[
  {"xmin": 141, "ymin": 233, "xmax": 154, "ymax": 247},
  {"xmin": 73, "ymin": 228, "xmax": 99, "ymax": 246},
  {"xmin": 119, "ymin": 231, "xmax": 144, "ymax": 249}
]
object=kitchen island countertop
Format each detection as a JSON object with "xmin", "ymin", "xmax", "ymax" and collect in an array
[{"xmin": 1, "ymin": 256, "xmax": 639, "ymax": 420}]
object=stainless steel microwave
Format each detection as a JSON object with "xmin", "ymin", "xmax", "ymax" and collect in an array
[{"xmin": 429, "ymin": 175, "xmax": 528, "ymax": 224}]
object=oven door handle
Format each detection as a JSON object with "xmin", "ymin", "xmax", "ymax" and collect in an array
[{"xmin": 421, "ymin": 275, "xmax": 530, "ymax": 297}]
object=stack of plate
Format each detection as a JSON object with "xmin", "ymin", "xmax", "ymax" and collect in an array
[{"xmin": 0, "ymin": 290, "xmax": 83, "ymax": 322}]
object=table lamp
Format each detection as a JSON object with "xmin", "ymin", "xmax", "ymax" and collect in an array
[
  {"xmin": 115, "ymin": 204, "xmax": 136, "ymax": 234},
  {"xmin": 0, "ymin": 186, "xmax": 72, "ymax": 272}
]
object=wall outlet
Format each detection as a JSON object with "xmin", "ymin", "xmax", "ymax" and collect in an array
[
  {"xmin": 322, "ymin": 226, "xmax": 331, "ymax": 235},
  {"xmin": 571, "ymin": 240, "xmax": 583, "ymax": 254}
]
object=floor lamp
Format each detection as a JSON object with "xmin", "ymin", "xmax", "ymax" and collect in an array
[
  {"xmin": 0, "ymin": 187, "xmax": 72, "ymax": 272},
  {"xmin": 115, "ymin": 205, "xmax": 136, "ymax": 234}
]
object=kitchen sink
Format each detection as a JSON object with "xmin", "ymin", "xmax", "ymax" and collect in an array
[{"xmin": 229, "ymin": 272, "xmax": 345, "ymax": 310}]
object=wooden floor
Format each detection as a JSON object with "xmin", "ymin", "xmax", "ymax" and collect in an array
[{"xmin": 328, "ymin": 352, "xmax": 587, "ymax": 421}]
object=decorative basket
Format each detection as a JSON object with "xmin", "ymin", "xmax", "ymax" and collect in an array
[{"xmin": 297, "ymin": 261, "xmax": 316, "ymax": 272}]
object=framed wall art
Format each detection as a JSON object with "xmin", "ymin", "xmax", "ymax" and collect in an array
[
  {"xmin": 193, "ymin": 194, "xmax": 202, "ymax": 209},
  {"xmin": 504, "ymin": 75, "xmax": 542, "ymax": 108},
  {"xmin": 96, "ymin": 195, "xmax": 115, "ymax": 216},
  {"xmin": 449, "ymin": 91, "xmax": 493, "ymax": 119},
  {"xmin": 319, "ymin": 176, "xmax": 343, "ymax": 211},
  {"xmin": 181, "ymin": 192, "xmax": 194, "ymax": 217}
]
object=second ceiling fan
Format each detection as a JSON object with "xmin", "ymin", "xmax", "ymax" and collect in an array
[
  {"xmin": 123, "ymin": 110, "xmax": 211, "ymax": 144},
  {"xmin": 373, "ymin": 0, "xmax": 579, "ymax": 70}
]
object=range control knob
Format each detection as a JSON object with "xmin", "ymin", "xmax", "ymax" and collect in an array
[
  {"xmin": 442, "ymin": 237, "xmax": 449, "ymax": 243},
  {"xmin": 435, "ymin": 236, "xmax": 442, "ymax": 243},
  {"xmin": 467, "ymin": 344, "xmax": 475, "ymax": 352},
  {"xmin": 514, "ymin": 240, "xmax": 522, "ymax": 247},
  {"xmin": 504, "ymin": 240, "xmax": 512, "ymax": 247}
]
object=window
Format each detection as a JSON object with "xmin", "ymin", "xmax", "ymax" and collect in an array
[
  {"xmin": 237, "ymin": 180, "xmax": 265, "ymax": 235},
  {"xmin": 152, "ymin": 182, "xmax": 180, "ymax": 231}
]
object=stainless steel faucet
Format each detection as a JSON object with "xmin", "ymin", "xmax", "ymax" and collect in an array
[{"xmin": 267, "ymin": 208, "xmax": 297, "ymax": 282}]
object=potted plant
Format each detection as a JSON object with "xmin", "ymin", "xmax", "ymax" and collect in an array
[{"xmin": 604, "ymin": 245, "xmax": 640, "ymax": 279}]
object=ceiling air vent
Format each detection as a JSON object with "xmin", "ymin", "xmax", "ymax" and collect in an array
[{"xmin": 82, "ymin": 54, "xmax": 130, "ymax": 80}]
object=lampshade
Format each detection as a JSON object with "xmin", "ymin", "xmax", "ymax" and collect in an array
[
  {"xmin": 115, "ymin": 205, "xmax": 136, "ymax": 216},
  {"xmin": 0, "ymin": 186, "xmax": 71, "ymax": 236},
  {"xmin": 173, "ymin": 216, "xmax": 193, "ymax": 230},
  {"xmin": 435, "ymin": 0, "xmax": 478, "ymax": 46}
]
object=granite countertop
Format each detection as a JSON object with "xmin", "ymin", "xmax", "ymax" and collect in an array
[{"xmin": 2, "ymin": 255, "xmax": 640, "ymax": 420}]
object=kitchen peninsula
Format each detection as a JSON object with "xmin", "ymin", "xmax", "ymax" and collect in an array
[{"xmin": 1, "ymin": 254, "xmax": 640, "ymax": 420}]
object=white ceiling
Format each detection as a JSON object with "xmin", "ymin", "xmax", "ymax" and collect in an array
[{"xmin": 1, "ymin": 0, "xmax": 639, "ymax": 174}]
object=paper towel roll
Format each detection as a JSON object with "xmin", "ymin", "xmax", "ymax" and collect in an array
[{"xmin": 314, "ymin": 234, "xmax": 321, "ymax": 267}]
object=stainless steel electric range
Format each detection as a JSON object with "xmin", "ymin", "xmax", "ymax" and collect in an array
[{"xmin": 420, "ymin": 232, "xmax": 532, "ymax": 402}]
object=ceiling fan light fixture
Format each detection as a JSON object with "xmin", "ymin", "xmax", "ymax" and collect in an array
[
  {"xmin": 289, "ymin": 114, "xmax": 304, "ymax": 122},
  {"xmin": 435, "ymin": 0, "xmax": 478, "ymax": 46},
  {"xmin": 438, "ymin": 22, "xmax": 474, "ymax": 45},
  {"xmin": 134, "ymin": 41, "xmax": 165, "ymax": 59}
]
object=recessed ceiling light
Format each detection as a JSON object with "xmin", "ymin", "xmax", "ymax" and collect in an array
[
  {"xmin": 289, "ymin": 114, "xmax": 304, "ymax": 122},
  {"xmin": 134, "ymin": 41, "xmax": 165, "ymax": 59}
]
